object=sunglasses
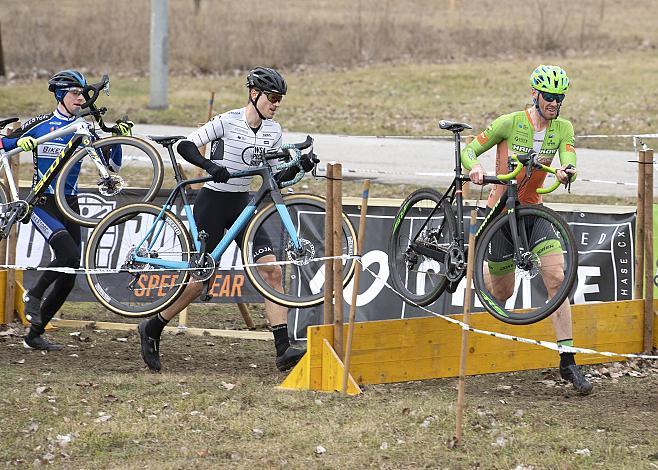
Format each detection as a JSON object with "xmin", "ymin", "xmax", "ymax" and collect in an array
[
  {"xmin": 540, "ymin": 91, "xmax": 565, "ymax": 103},
  {"xmin": 264, "ymin": 92, "xmax": 283, "ymax": 104}
]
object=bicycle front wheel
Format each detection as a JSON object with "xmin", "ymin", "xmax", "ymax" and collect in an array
[
  {"xmin": 388, "ymin": 188, "xmax": 457, "ymax": 306},
  {"xmin": 241, "ymin": 194, "xmax": 357, "ymax": 308},
  {"xmin": 473, "ymin": 204, "xmax": 578, "ymax": 325},
  {"xmin": 85, "ymin": 203, "xmax": 192, "ymax": 317},
  {"xmin": 56, "ymin": 136, "xmax": 164, "ymax": 227}
]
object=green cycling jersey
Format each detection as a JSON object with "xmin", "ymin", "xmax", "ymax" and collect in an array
[{"xmin": 460, "ymin": 109, "xmax": 576, "ymax": 205}]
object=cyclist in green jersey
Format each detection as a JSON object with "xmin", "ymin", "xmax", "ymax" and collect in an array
[{"xmin": 461, "ymin": 65, "xmax": 592, "ymax": 395}]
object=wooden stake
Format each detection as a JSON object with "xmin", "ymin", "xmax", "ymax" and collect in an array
[
  {"xmin": 342, "ymin": 179, "xmax": 370, "ymax": 394},
  {"xmin": 191, "ymin": 91, "xmax": 216, "ymax": 188},
  {"xmin": 237, "ymin": 302, "xmax": 255, "ymax": 330},
  {"xmin": 635, "ymin": 149, "xmax": 646, "ymax": 299},
  {"xmin": 455, "ymin": 209, "xmax": 478, "ymax": 445},
  {"xmin": 643, "ymin": 148, "xmax": 654, "ymax": 352},
  {"xmin": 332, "ymin": 163, "xmax": 344, "ymax": 358},
  {"xmin": 323, "ymin": 163, "xmax": 335, "ymax": 325}
]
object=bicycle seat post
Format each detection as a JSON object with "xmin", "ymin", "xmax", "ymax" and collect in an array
[{"xmin": 453, "ymin": 130, "xmax": 462, "ymax": 178}]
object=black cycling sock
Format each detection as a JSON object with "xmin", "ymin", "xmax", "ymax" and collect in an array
[
  {"xmin": 271, "ymin": 324, "xmax": 290, "ymax": 356},
  {"xmin": 146, "ymin": 313, "xmax": 169, "ymax": 338},
  {"xmin": 26, "ymin": 327, "xmax": 42, "ymax": 340},
  {"xmin": 558, "ymin": 339, "xmax": 576, "ymax": 367}
]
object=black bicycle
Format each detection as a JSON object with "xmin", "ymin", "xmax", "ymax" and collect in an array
[{"xmin": 388, "ymin": 120, "xmax": 577, "ymax": 325}]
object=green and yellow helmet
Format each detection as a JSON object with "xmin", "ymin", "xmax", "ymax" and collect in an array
[{"xmin": 530, "ymin": 65, "xmax": 570, "ymax": 94}]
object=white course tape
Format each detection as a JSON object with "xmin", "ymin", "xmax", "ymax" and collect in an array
[
  {"xmin": 0, "ymin": 254, "xmax": 358, "ymax": 275},
  {"xmin": 358, "ymin": 261, "xmax": 658, "ymax": 360}
]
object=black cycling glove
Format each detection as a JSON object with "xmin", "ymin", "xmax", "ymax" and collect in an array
[{"xmin": 205, "ymin": 162, "xmax": 230, "ymax": 183}]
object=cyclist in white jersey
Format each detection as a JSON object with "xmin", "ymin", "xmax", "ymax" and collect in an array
[{"xmin": 138, "ymin": 68, "xmax": 312, "ymax": 373}]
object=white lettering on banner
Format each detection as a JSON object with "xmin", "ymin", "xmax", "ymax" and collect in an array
[
  {"xmin": 343, "ymin": 250, "xmax": 389, "ymax": 306},
  {"xmin": 16, "ymin": 224, "xmax": 47, "ymax": 266},
  {"xmin": 573, "ymin": 265, "xmax": 601, "ymax": 304},
  {"xmin": 581, "ymin": 232, "xmax": 589, "ymax": 245},
  {"xmin": 598, "ymin": 233, "xmax": 607, "ymax": 245}
]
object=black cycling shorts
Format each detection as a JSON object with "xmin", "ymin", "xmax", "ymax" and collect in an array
[
  {"xmin": 193, "ymin": 188, "xmax": 271, "ymax": 260},
  {"xmin": 486, "ymin": 211, "xmax": 562, "ymax": 275}
]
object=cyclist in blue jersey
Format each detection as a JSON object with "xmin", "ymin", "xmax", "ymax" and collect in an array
[{"xmin": 0, "ymin": 69, "xmax": 131, "ymax": 351}]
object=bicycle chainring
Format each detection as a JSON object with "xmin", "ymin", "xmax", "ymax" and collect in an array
[
  {"xmin": 98, "ymin": 175, "xmax": 125, "ymax": 197},
  {"xmin": 444, "ymin": 245, "xmax": 466, "ymax": 282},
  {"xmin": 190, "ymin": 253, "xmax": 216, "ymax": 281}
]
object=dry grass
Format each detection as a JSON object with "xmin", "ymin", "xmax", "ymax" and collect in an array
[{"xmin": 1, "ymin": 0, "xmax": 657, "ymax": 77}]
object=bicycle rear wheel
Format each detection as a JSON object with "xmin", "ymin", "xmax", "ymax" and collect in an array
[
  {"xmin": 241, "ymin": 194, "xmax": 357, "ymax": 308},
  {"xmin": 85, "ymin": 203, "xmax": 192, "ymax": 317},
  {"xmin": 388, "ymin": 188, "xmax": 458, "ymax": 306},
  {"xmin": 55, "ymin": 136, "xmax": 164, "ymax": 227},
  {"xmin": 473, "ymin": 204, "xmax": 578, "ymax": 325}
]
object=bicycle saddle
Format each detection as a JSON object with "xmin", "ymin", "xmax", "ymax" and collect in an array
[
  {"xmin": 438, "ymin": 120, "xmax": 472, "ymax": 133},
  {"xmin": 148, "ymin": 135, "xmax": 186, "ymax": 147}
]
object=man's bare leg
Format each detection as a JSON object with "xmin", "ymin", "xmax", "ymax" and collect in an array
[
  {"xmin": 541, "ymin": 253, "xmax": 592, "ymax": 394},
  {"xmin": 256, "ymin": 254, "xmax": 306, "ymax": 371}
]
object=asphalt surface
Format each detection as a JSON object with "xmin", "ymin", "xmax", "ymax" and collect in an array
[{"xmin": 136, "ymin": 123, "xmax": 645, "ymax": 197}]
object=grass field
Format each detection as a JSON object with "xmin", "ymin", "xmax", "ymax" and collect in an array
[
  {"xmin": 1, "ymin": 304, "xmax": 657, "ymax": 468},
  {"xmin": 1, "ymin": 52, "xmax": 656, "ymax": 152}
]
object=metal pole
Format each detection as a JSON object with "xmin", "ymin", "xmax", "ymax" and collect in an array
[
  {"xmin": 0, "ymin": 22, "xmax": 6, "ymax": 77},
  {"xmin": 149, "ymin": 0, "xmax": 169, "ymax": 109}
]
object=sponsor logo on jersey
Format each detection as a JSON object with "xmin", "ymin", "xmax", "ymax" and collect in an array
[
  {"xmin": 476, "ymin": 132, "xmax": 488, "ymax": 145},
  {"xmin": 41, "ymin": 144, "xmax": 65, "ymax": 156},
  {"xmin": 262, "ymin": 133, "xmax": 272, "ymax": 137},
  {"xmin": 566, "ymin": 144, "xmax": 575, "ymax": 153}
]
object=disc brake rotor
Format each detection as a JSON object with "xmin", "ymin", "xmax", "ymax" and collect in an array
[{"xmin": 286, "ymin": 238, "xmax": 316, "ymax": 266}]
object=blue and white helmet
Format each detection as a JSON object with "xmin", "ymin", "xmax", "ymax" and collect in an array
[{"xmin": 48, "ymin": 69, "xmax": 87, "ymax": 102}]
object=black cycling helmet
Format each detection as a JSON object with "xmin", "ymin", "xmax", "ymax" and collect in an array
[
  {"xmin": 48, "ymin": 69, "xmax": 87, "ymax": 93},
  {"xmin": 246, "ymin": 67, "xmax": 287, "ymax": 95}
]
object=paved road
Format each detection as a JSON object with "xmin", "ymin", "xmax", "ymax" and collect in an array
[{"xmin": 135, "ymin": 123, "xmax": 643, "ymax": 197}]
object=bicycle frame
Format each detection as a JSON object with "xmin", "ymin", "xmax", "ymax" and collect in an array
[
  {"xmin": 131, "ymin": 162, "xmax": 303, "ymax": 270},
  {"xmin": 408, "ymin": 129, "xmax": 527, "ymax": 262},
  {"xmin": 0, "ymin": 119, "xmax": 115, "ymax": 237}
]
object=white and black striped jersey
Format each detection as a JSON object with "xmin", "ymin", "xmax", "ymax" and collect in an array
[{"xmin": 186, "ymin": 107, "xmax": 283, "ymax": 192}]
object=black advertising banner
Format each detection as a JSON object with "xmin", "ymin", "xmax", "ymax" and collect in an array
[
  {"xmin": 16, "ymin": 189, "xmax": 635, "ymax": 340},
  {"xmin": 289, "ymin": 206, "xmax": 636, "ymax": 340}
]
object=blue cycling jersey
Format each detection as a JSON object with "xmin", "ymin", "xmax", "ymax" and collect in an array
[{"xmin": 1, "ymin": 109, "xmax": 121, "ymax": 195}]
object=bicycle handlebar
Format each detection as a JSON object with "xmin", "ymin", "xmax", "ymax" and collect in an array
[
  {"xmin": 493, "ymin": 152, "xmax": 575, "ymax": 194},
  {"xmin": 78, "ymin": 75, "xmax": 123, "ymax": 134}
]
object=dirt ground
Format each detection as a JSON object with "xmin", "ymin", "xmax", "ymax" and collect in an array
[{"xmin": 1, "ymin": 314, "xmax": 656, "ymax": 469}]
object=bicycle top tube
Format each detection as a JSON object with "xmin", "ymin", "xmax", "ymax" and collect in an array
[{"xmin": 0, "ymin": 118, "xmax": 93, "ymax": 160}]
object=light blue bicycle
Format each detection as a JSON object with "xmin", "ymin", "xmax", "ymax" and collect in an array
[{"xmin": 84, "ymin": 136, "xmax": 357, "ymax": 317}]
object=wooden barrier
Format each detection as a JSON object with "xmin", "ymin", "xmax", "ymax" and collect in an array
[{"xmin": 281, "ymin": 300, "xmax": 650, "ymax": 393}]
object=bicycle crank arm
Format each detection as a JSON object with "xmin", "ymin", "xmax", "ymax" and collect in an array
[{"xmin": 410, "ymin": 243, "xmax": 447, "ymax": 263}]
